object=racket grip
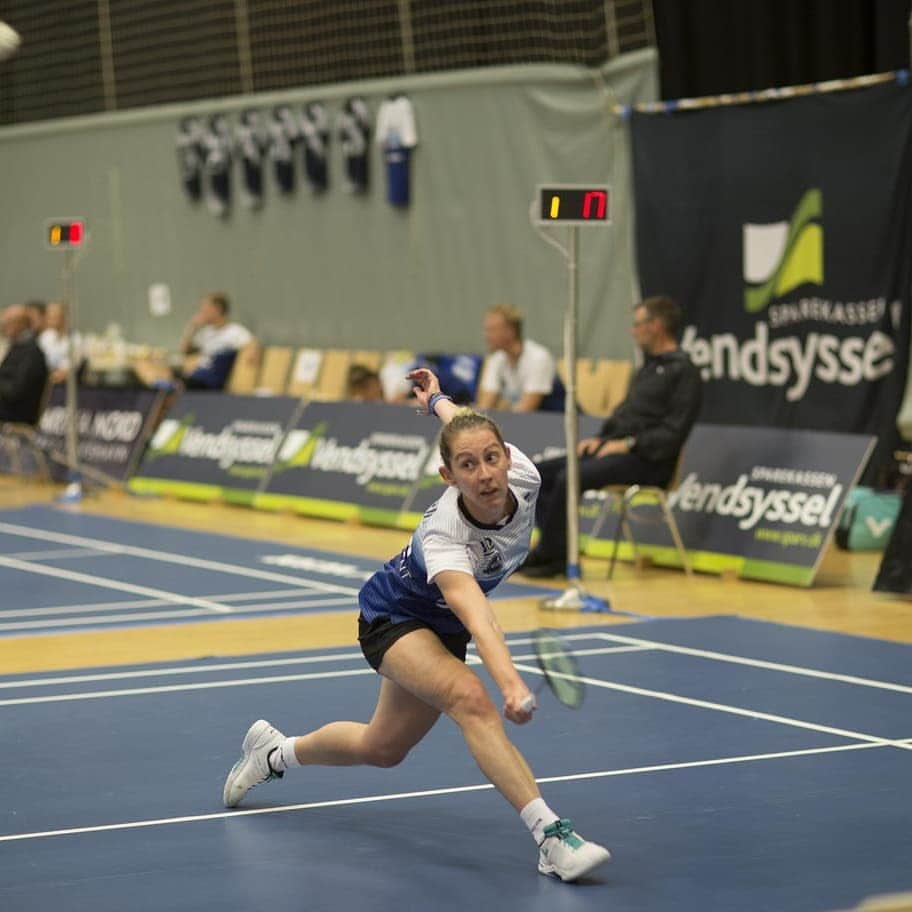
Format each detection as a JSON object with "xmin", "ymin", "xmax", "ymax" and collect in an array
[{"xmin": 520, "ymin": 694, "xmax": 536, "ymax": 713}]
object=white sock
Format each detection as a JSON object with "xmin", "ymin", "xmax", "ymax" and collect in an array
[
  {"xmin": 268, "ymin": 737, "xmax": 301, "ymax": 772},
  {"xmin": 520, "ymin": 798, "xmax": 559, "ymax": 845}
]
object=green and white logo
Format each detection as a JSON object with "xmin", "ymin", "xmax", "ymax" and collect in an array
[
  {"xmin": 274, "ymin": 424, "xmax": 323, "ymax": 469},
  {"xmin": 148, "ymin": 416, "xmax": 192, "ymax": 455},
  {"xmin": 275, "ymin": 424, "xmax": 429, "ymax": 488},
  {"xmin": 743, "ymin": 188, "xmax": 823, "ymax": 313},
  {"xmin": 146, "ymin": 414, "xmax": 284, "ymax": 475}
]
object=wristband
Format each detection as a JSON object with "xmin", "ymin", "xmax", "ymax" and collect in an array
[{"xmin": 426, "ymin": 392, "xmax": 453, "ymax": 417}]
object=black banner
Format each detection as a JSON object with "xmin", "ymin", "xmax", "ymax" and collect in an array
[
  {"xmin": 631, "ymin": 81, "xmax": 912, "ymax": 481},
  {"xmin": 32, "ymin": 386, "xmax": 164, "ymax": 482}
]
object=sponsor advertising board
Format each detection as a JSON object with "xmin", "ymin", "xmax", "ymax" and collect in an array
[
  {"xmin": 256, "ymin": 401, "xmax": 439, "ymax": 526},
  {"xmin": 29, "ymin": 386, "xmax": 165, "ymax": 482},
  {"xmin": 585, "ymin": 424, "xmax": 874, "ymax": 585},
  {"xmin": 129, "ymin": 393, "xmax": 303, "ymax": 505}
]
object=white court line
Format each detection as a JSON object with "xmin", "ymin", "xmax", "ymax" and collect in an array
[
  {"xmin": 596, "ymin": 632, "xmax": 912, "ymax": 696},
  {"xmin": 466, "ymin": 646, "xmax": 649, "ymax": 667},
  {"xmin": 0, "ymin": 555, "xmax": 234, "ymax": 615},
  {"xmin": 204, "ymin": 587, "xmax": 329, "ymax": 602},
  {"xmin": 5, "ymin": 547, "xmax": 117, "ymax": 561},
  {"xmin": 0, "ymin": 645, "xmax": 641, "ymax": 705},
  {"xmin": 0, "ymin": 596, "xmax": 357, "ymax": 632},
  {"xmin": 0, "ymin": 667, "xmax": 378, "ymax": 707},
  {"xmin": 0, "ymin": 741, "xmax": 883, "ymax": 844},
  {"xmin": 0, "ymin": 521, "xmax": 362, "ymax": 597},
  {"xmin": 0, "ymin": 588, "xmax": 322, "ymax": 620},
  {"xmin": 0, "ymin": 597, "xmax": 174, "ymax": 619},
  {"xmin": 0, "ymin": 633, "xmax": 615, "ymax": 689},
  {"xmin": 513, "ymin": 661, "xmax": 912, "ymax": 751},
  {"xmin": 475, "ymin": 632, "xmax": 609, "ymax": 649},
  {"xmin": 0, "ymin": 652, "xmax": 367, "ymax": 689}
]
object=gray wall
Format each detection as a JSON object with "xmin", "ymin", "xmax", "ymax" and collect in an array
[{"xmin": 0, "ymin": 50, "xmax": 656, "ymax": 360}]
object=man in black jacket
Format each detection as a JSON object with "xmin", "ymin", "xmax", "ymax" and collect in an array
[
  {"xmin": 0, "ymin": 305, "xmax": 49, "ymax": 424},
  {"xmin": 522, "ymin": 296, "xmax": 702, "ymax": 577}
]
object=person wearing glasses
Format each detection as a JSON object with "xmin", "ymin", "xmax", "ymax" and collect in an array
[{"xmin": 522, "ymin": 296, "xmax": 702, "ymax": 577}]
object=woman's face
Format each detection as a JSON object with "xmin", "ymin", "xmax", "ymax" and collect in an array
[{"xmin": 440, "ymin": 427, "xmax": 512, "ymax": 524}]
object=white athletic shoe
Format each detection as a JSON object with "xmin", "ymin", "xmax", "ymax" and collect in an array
[
  {"xmin": 222, "ymin": 719, "xmax": 286, "ymax": 808},
  {"xmin": 537, "ymin": 819, "xmax": 612, "ymax": 882}
]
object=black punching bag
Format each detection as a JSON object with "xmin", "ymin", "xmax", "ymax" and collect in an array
[{"xmin": 873, "ymin": 486, "xmax": 912, "ymax": 594}]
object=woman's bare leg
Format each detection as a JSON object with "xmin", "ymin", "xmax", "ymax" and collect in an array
[
  {"xmin": 377, "ymin": 628, "xmax": 540, "ymax": 811},
  {"xmin": 289, "ymin": 674, "xmax": 441, "ymax": 767}
]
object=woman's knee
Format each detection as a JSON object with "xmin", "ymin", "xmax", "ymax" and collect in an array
[
  {"xmin": 362, "ymin": 740, "xmax": 411, "ymax": 768},
  {"xmin": 446, "ymin": 674, "xmax": 497, "ymax": 725}
]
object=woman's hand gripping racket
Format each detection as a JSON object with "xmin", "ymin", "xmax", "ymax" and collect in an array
[{"xmin": 520, "ymin": 629, "xmax": 585, "ymax": 712}]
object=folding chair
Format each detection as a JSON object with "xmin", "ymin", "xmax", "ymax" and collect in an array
[
  {"xmin": 0, "ymin": 421, "xmax": 52, "ymax": 480},
  {"xmin": 0, "ymin": 379, "xmax": 54, "ymax": 481},
  {"xmin": 604, "ymin": 457, "xmax": 692, "ymax": 578},
  {"xmin": 225, "ymin": 342, "xmax": 261, "ymax": 394},
  {"xmin": 256, "ymin": 346, "xmax": 293, "ymax": 395}
]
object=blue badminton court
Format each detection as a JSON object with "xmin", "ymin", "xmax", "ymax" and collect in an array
[{"xmin": 1, "ymin": 615, "xmax": 910, "ymax": 912}]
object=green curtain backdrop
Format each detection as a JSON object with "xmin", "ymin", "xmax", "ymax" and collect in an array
[{"xmin": 0, "ymin": 50, "xmax": 656, "ymax": 361}]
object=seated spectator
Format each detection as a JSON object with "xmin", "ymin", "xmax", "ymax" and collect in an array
[
  {"xmin": 39, "ymin": 300, "xmax": 83, "ymax": 385},
  {"xmin": 476, "ymin": 304, "xmax": 563, "ymax": 412},
  {"xmin": 522, "ymin": 296, "xmax": 702, "ymax": 577},
  {"xmin": 347, "ymin": 364, "xmax": 385, "ymax": 401},
  {"xmin": 25, "ymin": 300, "xmax": 47, "ymax": 335},
  {"xmin": 377, "ymin": 352, "xmax": 483, "ymax": 405},
  {"xmin": 425, "ymin": 351, "xmax": 484, "ymax": 405},
  {"xmin": 0, "ymin": 304, "xmax": 49, "ymax": 425},
  {"xmin": 18, "ymin": 299, "xmax": 45, "ymax": 363},
  {"xmin": 178, "ymin": 292, "xmax": 256, "ymax": 390}
]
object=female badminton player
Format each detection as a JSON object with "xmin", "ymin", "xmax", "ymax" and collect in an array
[{"xmin": 222, "ymin": 367, "xmax": 611, "ymax": 882}]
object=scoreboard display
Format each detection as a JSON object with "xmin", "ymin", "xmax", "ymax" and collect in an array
[{"xmin": 536, "ymin": 186, "xmax": 610, "ymax": 225}]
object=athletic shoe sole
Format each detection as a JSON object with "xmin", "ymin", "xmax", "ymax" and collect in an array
[{"xmin": 538, "ymin": 846, "xmax": 612, "ymax": 881}]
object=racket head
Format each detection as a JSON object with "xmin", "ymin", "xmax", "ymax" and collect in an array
[{"xmin": 532, "ymin": 629, "xmax": 584, "ymax": 709}]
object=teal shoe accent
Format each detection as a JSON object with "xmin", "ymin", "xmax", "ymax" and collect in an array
[{"xmin": 542, "ymin": 818, "xmax": 584, "ymax": 850}]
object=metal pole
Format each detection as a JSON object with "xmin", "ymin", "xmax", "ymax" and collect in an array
[
  {"xmin": 62, "ymin": 250, "xmax": 81, "ymax": 495},
  {"xmin": 564, "ymin": 226, "xmax": 581, "ymax": 578},
  {"xmin": 539, "ymin": 223, "xmax": 607, "ymax": 611}
]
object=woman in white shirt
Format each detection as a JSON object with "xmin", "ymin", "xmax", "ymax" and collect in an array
[{"xmin": 222, "ymin": 368, "xmax": 611, "ymax": 882}]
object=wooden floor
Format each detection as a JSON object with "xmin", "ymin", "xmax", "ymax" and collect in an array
[{"xmin": 1, "ymin": 475, "xmax": 909, "ymax": 675}]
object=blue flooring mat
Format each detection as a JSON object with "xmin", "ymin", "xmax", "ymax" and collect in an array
[
  {"xmin": 1, "ymin": 619, "xmax": 910, "ymax": 911},
  {"xmin": 0, "ymin": 505, "xmax": 560, "ymax": 635}
]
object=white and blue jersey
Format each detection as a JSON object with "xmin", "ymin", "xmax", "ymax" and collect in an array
[{"xmin": 359, "ymin": 445, "xmax": 540, "ymax": 635}]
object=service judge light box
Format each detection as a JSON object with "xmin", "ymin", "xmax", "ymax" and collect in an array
[{"xmin": 46, "ymin": 219, "xmax": 85, "ymax": 249}]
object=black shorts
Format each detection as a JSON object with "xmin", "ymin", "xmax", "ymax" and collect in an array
[{"xmin": 358, "ymin": 615, "xmax": 471, "ymax": 672}]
